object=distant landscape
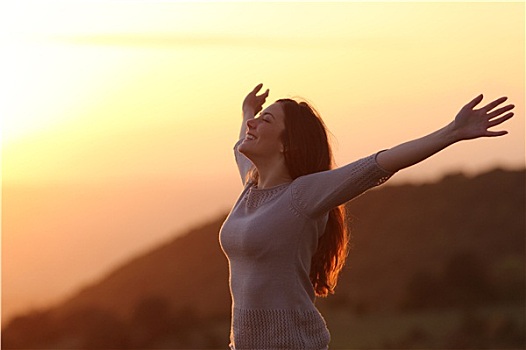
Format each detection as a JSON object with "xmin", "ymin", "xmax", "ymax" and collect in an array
[{"xmin": 2, "ymin": 168, "xmax": 524, "ymax": 349}]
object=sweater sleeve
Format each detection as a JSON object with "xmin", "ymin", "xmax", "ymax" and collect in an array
[
  {"xmin": 233, "ymin": 139, "xmax": 254, "ymax": 184},
  {"xmin": 290, "ymin": 152, "xmax": 395, "ymax": 218}
]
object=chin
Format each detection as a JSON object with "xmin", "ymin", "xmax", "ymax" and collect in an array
[
  {"xmin": 240, "ymin": 142, "xmax": 261, "ymax": 162},
  {"xmin": 238, "ymin": 141, "xmax": 252, "ymax": 156}
]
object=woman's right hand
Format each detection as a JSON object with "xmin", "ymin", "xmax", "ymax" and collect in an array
[{"xmin": 242, "ymin": 83, "xmax": 269, "ymax": 118}]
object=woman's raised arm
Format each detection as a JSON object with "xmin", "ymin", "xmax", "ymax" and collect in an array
[
  {"xmin": 376, "ymin": 94, "xmax": 515, "ymax": 173},
  {"xmin": 233, "ymin": 84, "xmax": 270, "ymax": 184}
]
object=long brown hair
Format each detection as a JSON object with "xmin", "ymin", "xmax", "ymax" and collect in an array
[{"xmin": 249, "ymin": 98, "xmax": 349, "ymax": 297}]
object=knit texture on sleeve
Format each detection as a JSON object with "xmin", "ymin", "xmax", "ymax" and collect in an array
[{"xmin": 291, "ymin": 153, "xmax": 394, "ymax": 218}]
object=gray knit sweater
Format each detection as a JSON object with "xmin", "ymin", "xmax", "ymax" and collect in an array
[{"xmin": 220, "ymin": 140, "xmax": 394, "ymax": 350}]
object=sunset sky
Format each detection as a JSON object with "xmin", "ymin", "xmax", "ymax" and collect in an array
[{"xmin": 1, "ymin": 1, "xmax": 524, "ymax": 323}]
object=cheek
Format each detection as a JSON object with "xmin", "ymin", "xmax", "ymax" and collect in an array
[{"xmin": 269, "ymin": 133, "xmax": 284, "ymax": 151}]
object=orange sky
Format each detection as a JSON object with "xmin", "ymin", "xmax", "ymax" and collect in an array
[{"xmin": 1, "ymin": 1, "xmax": 524, "ymax": 323}]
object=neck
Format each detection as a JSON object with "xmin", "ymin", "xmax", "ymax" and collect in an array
[{"xmin": 253, "ymin": 157, "xmax": 292, "ymax": 190}]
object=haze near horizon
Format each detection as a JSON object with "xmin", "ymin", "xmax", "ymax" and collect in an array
[{"xmin": 1, "ymin": 1, "xmax": 524, "ymax": 323}]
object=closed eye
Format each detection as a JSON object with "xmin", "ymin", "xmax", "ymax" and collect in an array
[
  {"xmin": 260, "ymin": 112, "xmax": 273, "ymax": 123},
  {"xmin": 256, "ymin": 113, "xmax": 271, "ymax": 123}
]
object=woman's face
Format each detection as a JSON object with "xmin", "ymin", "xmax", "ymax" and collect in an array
[{"xmin": 239, "ymin": 102, "xmax": 286, "ymax": 161}]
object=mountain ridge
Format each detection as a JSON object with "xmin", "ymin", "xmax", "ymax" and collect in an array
[
  {"xmin": 37, "ymin": 168, "xmax": 526, "ymax": 317},
  {"xmin": 3, "ymin": 167, "xmax": 524, "ymax": 349}
]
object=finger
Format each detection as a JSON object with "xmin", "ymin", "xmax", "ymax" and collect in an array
[
  {"xmin": 251, "ymin": 83, "xmax": 264, "ymax": 94},
  {"xmin": 465, "ymin": 94, "xmax": 484, "ymax": 109},
  {"xmin": 481, "ymin": 96, "xmax": 508, "ymax": 112},
  {"xmin": 488, "ymin": 112, "xmax": 514, "ymax": 128},
  {"xmin": 256, "ymin": 89, "xmax": 270, "ymax": 103},
  {"xmin": 485, "ymin": 130, "xmax": 508, "ymax": 137},
  {"xmin": 257, "ymin": 88, "xmax": 269, "ymax": 98},
  {"xmin": 488, "ymin": 104, "xmax": 514, "ymax": 119}
]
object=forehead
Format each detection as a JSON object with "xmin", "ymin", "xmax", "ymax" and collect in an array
[{"xmin": 262, "ymin": 102, "xmax": 285, "ymax": 121}]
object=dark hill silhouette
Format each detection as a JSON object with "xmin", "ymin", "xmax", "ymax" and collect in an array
[
  {"xmin": 57, "ymin": 216, "xmax": 231, "ymax": 322},
  {"xmin": 3, "ymin": 168, "xmax": 524, "ymax": 349},
  {"xmin": 330, "ymin": 168, "xmax": 525, "ymax": 312}
]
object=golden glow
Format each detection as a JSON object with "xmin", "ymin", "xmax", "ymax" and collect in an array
[
  {"xmin": 2, "ymin": 2, "xmax": 523, "ymax": 185},
  {"xmin": 1, "ymin": 1, "xmax": 524, "ymax": 323}
]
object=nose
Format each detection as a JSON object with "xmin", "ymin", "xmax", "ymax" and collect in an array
[{"xmin": 246, "ymin": 117, "xmax": 257, "ymax": 129}]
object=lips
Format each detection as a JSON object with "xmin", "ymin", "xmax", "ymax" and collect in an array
[{"xmin": 245, "ymin": 133, "xmax": 257, "ymax": 141}]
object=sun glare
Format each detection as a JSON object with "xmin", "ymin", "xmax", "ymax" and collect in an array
[
  {"xmin": 1, "ymin": 1, "xmax": 524, "ymax": 185},
  {"xmin": 0, "ymin": 0, "xmax": 204, "ymax": 145}
]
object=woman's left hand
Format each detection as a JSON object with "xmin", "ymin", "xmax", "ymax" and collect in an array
[
  {"xmin": 452, "ymin": 94, "xmax": 515, "ymax": 141},
  {"xmin": 376, "ymin": 94, "xmax": 515, "ymax": 173}
]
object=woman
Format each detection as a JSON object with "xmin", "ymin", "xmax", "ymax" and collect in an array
[{"xmin": 219, "ymin": 83, "xmax": 514, "ymax": 350}]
